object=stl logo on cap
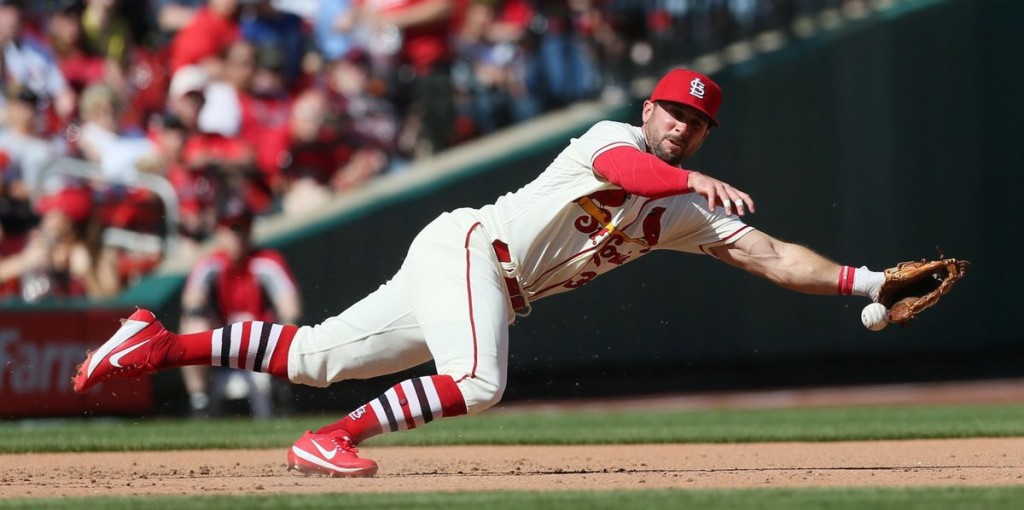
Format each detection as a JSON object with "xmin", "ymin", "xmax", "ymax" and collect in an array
[{"xmin": 689, "ymin": 78, "xmax": 706, "ymax": 99}]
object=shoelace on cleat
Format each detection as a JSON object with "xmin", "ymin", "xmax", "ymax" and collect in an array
[{"xmin": 327, "ymin": 434, "xmax": 359, "ymax": 454}]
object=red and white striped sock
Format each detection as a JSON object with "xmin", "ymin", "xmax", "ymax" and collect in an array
[
  {"xmin": 316, "ymin": 375, "xmax": 468, "ymax": 444},
  {"xmin": 165, "ymin": 322, "xmax": 297, "ymax": 378}
]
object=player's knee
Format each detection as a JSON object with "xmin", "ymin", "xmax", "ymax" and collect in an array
[{"xmin": 457, "ymin": 375, "xmax": 507, "ymax": 415}]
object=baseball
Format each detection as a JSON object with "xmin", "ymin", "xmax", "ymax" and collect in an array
[{"xmin": 861, "ymin": 303, "xmax": 889, "ymax": 331}]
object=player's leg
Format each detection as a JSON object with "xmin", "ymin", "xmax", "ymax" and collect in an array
[
  {"xmin": 280, "ymin": 269, "xmax": 440, "ymax": 476},
  {"xmin": 311, "ymin": 214, "xmax": 510, "ymax": 444},
  {"xmin": 72, "ymin": 270, "xmax": 436, "ymax": 395},
  {"xmin": 74, "ymin": 272, "xmax": 433, "ymax": 476},
  {"xmin": 72, "ymin": 309, "xmax": 301, "ymax": 393},
  {"xmin": 411, "ymin": 219, "xmax": 510, "ymax": 417}
]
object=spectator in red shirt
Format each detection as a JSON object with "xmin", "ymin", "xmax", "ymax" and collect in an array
[
  {"xmin": 179, "ymin": 195, "xmax": 301, "ymax": 417},
  {"xmin": 138, "ymin": 112, "xmax": 216, "ymax": 257},
  {"xmin": 168, "ymin": 0, "xmax": 240, "ymax": 73},
  {"xmin": 181, "ymin": 129, "xmax": 261, "ymax": 215},
  {"xmin": 46, "ymin": 3, "xmax": 106, "ymax": 93},
  {"xmin": 325, "ymin": 48, "xmax": 402, "ymax": 161},
  {"xmin": 261, "ymin": 88, "xmax": 386, "ymax": 216},
  {"xmin": 203, "ymin": 43, "xmax": 293, "ymax": 212},
  {"xmin": 163, "ymin": 66, "xmax": 211, "ymax": 203},
  {"xmin": 240, "ymin": 45, "xmax": 293, "ymax": 143},
  {"xmin": 162, "ymin": 66, "xmax": 235, "ymax": 244},
  {"xmin": 167, "ymin": 64, "xmax": 266, "ymax": 219},
  {"xmin": 194, "ymin": 39, "xmax": 255, "ymax": 138}
]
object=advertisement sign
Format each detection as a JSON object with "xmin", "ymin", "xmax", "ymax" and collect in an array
[{"xmin": 0, "ymin": 309, "xmax": 153, "ymax": 417}]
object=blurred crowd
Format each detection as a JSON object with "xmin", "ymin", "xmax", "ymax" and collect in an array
[{"xmin": 0, "ymin": 0, "xmax": 871, "ymax": 303}]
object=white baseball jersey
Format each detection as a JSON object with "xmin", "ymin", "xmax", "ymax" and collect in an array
[
  {"xmin": 288, "ymin": 119, "xmax": 752, "ymax": 414},
  {"xmin": 477, "ymin": 120, "xmax": 752, "ymax": 305}
]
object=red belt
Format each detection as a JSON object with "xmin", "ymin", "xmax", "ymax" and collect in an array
[{"xmin": 492, "ymin": 240, "xmax": 530, "ymax": 316}]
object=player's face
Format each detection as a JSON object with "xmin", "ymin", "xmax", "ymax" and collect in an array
[{"xmin": 641, "ymin": 101, "xmax": 711, "ymax": 166}]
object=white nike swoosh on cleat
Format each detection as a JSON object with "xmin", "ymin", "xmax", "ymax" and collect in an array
[
  {"xmin": 291, "ymin": 446, "xmax": 366, "ymax": 473},
  {"xmin": 86, "ymin": 319, "xmax": 151, "ymax": 378},
  {"xmin": 311, "ymin": 440, "xmax": 338, "ymax": 460},
  {"xmin": 109, "ymin": 340, "xmax": 151, "ymax": 368}
]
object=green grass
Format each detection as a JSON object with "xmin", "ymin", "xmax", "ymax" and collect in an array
[
  {"xmin": 4, "ymin": 404, "xmax": 1022, "ymax": 508},
  {"xmin": 366, "ymin": 403, "xmax": 1024, "ymax": 447},
  {"xmin": 3, "ymin": 487, "xmax": 1024, "ymax": 510},
  {"xmin": 2, "ymin": 403, "xmax": 1023, "ymax": 453}
]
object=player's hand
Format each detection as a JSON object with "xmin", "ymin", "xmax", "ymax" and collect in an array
[{"xmin": 687, "ymin": 171, "xmax": 755, "ymax": 216}]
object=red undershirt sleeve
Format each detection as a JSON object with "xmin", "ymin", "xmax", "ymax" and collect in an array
[{"xmin": 592, "ymin": 145, "xmax": 692, "ymax": 198}]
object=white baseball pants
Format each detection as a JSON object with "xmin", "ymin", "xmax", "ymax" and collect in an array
[{"xmin": 286, "ymin": 209, "xmax": 513, "ymax": 414}]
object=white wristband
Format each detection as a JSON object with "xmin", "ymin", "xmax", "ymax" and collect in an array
[{"xmin": 852, "ymin": 266, "xmax": 884, "ymax": 301}]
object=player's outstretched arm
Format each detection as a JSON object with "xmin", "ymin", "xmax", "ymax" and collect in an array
[{"xmin": 707, "ymin": 230, "xmax": 843, "ymax": 295}]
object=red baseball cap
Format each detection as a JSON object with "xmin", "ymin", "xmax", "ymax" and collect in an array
[
  {"xmin": 648, "ymin": 68, "xmax": 723, "ymax": 126},
  {"xmin": 36, "ymin": 186, "xmax": 94, "ymax": 225}
]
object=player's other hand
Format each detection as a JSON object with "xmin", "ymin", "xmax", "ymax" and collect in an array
[{"xmin": 687, "ymin": 171, "xmax": 755, "ymax": 216}]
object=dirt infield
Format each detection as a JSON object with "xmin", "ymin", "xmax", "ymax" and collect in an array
[
  {"xmin": 3, "ymin": 438, "xmax": 1024, "ymax": 498},
  {"xmin": 5, "ymin": 380, "xmax": 1024, "ymax": 499}
]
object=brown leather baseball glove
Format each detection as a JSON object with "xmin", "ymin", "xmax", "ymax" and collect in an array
[{"xmin": 877, "ymin": 258, "xmax": 970, "ymax": 325}]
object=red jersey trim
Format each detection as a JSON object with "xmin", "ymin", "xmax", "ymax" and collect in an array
[{"xmin": 463, "ymin": 222, "xmax": 483, "ymax": 380}]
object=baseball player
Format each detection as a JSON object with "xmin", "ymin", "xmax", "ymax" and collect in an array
[{"xmin": 73, "ymin": 68, "xmax": 886, "ymax": 477}]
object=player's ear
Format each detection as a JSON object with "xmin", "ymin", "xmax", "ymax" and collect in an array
[{"xmin": 641, "ymin": 100, "xmax": 656, "ymax": 123}]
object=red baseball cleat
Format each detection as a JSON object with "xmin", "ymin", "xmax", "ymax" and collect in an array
[
  {"xmin": 72, "ymin": 308, "xmax": 173, "ymax": 393},
  {"xmin": 287, "ymin": 430, "xmax": 378, "ymax": 477}
]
